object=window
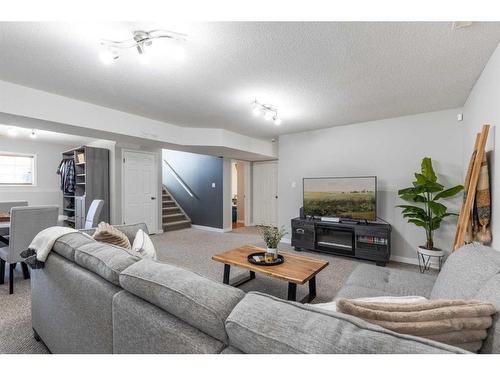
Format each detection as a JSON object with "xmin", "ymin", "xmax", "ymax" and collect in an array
[{"xmin": 0, "ymin": 153, "xmax": 36, "ymax": 186}]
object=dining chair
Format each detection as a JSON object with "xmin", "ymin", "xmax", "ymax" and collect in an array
[
  {"xmin": 0, "ymin": 205, "xmax": 58, "ymax": 294},
  {"xmin": 84, "ymin": 200, "xmax": 104, "ymax": 229},
  {"xmin": 0, "ymin": 201, "xmax": 28, "ymax": 237}
]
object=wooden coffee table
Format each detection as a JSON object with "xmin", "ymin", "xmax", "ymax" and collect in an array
[{"xmin": 212, "ymin": 245, "xmax": 329, "ymax": 303}]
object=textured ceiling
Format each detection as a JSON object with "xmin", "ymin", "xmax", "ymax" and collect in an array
[{"xmin": 0, "ymin": 22, "xmax": 499, "ymax": 140}]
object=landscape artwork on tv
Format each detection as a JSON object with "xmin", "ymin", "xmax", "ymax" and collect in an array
[{"xmin": 303, "ymin": 177, "xmax": 376, "ymax": 220}]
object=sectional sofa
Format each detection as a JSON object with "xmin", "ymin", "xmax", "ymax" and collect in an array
[{"xmin": 30, "ymin": 224, "xmax": 499, "ymax": 354}]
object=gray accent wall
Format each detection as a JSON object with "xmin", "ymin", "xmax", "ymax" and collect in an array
[{"xmin": 162, "ymin": 149, "xmax": 224, "ymax": 229}]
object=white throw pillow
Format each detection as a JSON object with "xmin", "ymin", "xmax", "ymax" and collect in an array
[
  {"xmin": 132, "ymin": 229, "xmax": 156, "ymax": 260},
  {"xmin": 309, "ymin": 295, "xmax": 428, "ymax": 312}
]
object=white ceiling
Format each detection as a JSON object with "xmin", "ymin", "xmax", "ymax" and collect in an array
[
  {"xmin": 0, "ymin": 22, "xmax": 499, "ymax": 140},
  {"xmin": 0, "ymin": 124, "xmax": 97, "ymax": 145}
]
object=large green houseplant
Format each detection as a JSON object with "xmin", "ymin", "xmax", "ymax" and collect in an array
[{"xmin": 397, "ymin": 157, "xmax": 463, "ymax": 250}]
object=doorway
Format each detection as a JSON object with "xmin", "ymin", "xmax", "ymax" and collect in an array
[
  {"xmin": 231, "ymin": 160, "xmax": 250, "ymax": 229},
  {"xmin": 122, "ymin": 150, "xmax": 159, "ymax": 233}
]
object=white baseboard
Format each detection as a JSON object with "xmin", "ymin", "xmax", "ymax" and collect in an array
[
  {"xmin": 191, "ymin": 224, "xmax": 226, "ymax": 233},
  {"xmin": 391, "ymin": 255, "xmax": 440, "ymax": 269}
]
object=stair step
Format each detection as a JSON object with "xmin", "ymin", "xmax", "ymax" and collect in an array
[
  {"xmin": 163, "ymin": 213, "xmax": 186, "ymax": 223},
  {"xmin": 163, "ymin": 207, "xmax": 181, "ymax": 213},
  {"xmin": 163, "ymin": 201, "xmax": 176, "ymax": 208},
  {"xmin": 163, "ymin": 219, "xmax": 191, "ymax": 231}
]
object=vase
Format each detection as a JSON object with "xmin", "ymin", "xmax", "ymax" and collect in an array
[{"xmin": 266, "ymin": 247, "xmax": 278, "ymax": 260}]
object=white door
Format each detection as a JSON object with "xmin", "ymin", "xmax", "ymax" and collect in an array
[
  {"xmin": 252, "ymin": 161, "xmax": 278, "ymax": 226},
  {"xmin": 122, "ymin": 150, "xmax": 158, "ymax": 233}
]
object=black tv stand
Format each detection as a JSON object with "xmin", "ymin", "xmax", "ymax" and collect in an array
[{"xmin": 291, "ymin": 217, "xmax": 391, "ymax": 266}]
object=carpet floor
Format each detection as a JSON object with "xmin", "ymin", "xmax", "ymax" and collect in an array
[{"xmin": 0, "ymin": 226, "xmax": 426, "ymax": 354}]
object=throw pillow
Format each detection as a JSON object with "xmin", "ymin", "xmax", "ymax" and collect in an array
[
  {"xmin": 132, "ymin": 229, "xmax": 157, "ymax": 260},
  {"xmin": 93, "ymin": 222, "xmax": 131, "ymax": 249},
  {"xmin": 336, "ymin": 298, "xmax": 496, "ymax": 352},
  {"xmin": 310, "ymin": 295, "xmax": 428, "ymax": 312}
]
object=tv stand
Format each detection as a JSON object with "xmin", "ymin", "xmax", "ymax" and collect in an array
[{"xmin": 291, "ymin": 217, "xmax": 391, "ymax": 266}]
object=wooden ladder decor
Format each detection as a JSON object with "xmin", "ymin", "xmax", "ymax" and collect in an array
[{"xmin": 453, "ymin": 124, "xmax": 490, "ymax": 251}]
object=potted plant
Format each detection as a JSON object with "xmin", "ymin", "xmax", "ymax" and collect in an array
[
  {"xmin": 397, "ymin": 157, "xmax": 463, "ymax": 251},
  {"xmin": 257, "ymin": 225, "xmax": 287, "ymax": 259}
]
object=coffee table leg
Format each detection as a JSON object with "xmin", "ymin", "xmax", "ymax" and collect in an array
[
  {"xmin": 287, "ymin": 282, "xmax": 297, "ymax": 301},
  {"xmin": 308, "ymin": 276, "xmax": 316, "ymax": 302},
  {"xmin": 223, "ymin": 264, "xmax": 231, "ymax": 284}
]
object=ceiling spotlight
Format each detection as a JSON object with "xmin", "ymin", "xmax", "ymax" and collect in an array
[
  {"xmin": 251, "ymin": 100, "xmax": 282, "ymax": 126},
  {"xmin": 30, "ymin": 129, "xmax": 37, "ymax": 139},
  {"xmin": 7, "ymin": 127, "xmax": 17, "ymax": 137},
  {"xmin": 100, "ymin": 29, "xmax": 187, "ymax": 65}
]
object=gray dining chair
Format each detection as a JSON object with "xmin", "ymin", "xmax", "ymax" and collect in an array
[
  {"xmin": 84, "ymin": 200, "xmax": 104, "ymax": 229},
  {"xmin": 0, "ymin": 201, "xmax": 28, "ymax": 237},
  {"xmin": 0, "ymin": 205, "xmax": 58, "ymax": 294}
]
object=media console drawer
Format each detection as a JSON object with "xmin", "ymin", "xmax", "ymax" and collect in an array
[{"xmin": 291, "ymin": 219, "xmax": 314, "ymax": 248}]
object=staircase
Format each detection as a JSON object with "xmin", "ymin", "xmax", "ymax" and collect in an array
[{"xmin": 162, "ymin": 186, "xmax": 192, "ymax": 231}]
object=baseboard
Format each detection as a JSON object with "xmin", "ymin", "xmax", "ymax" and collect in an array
[
  {"xmin": 390, "ymin": 255, "xmax": 440, "ymax": 269},
  {"xmin": 191, "ymin": 224, "xmax": 226, "ymax": 233}
]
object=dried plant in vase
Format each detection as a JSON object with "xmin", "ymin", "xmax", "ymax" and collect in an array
[{"xmin": 257, "ymin": 225, "xmax": 287, "ymax": 259}]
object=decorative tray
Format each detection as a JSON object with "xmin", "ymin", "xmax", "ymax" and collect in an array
[{"xmin": 247, "ymin": 252, "xmax": 285, "ymax": 266}]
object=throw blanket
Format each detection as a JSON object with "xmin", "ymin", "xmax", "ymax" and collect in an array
[
  {"xmin": 464, "ymin": 152, "xmax": 492, "ymax": 245},
  {"xmin": 20, "ymin": 226, "xmax": 78, "ymax": 268},
  {"xmin": 337, "ymin": 298, "xmax": 496, "ymax": 352}
]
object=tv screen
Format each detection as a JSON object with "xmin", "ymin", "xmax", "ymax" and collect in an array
[{"xmin": 303, "ymin": 177, "xmax": 377, "ymax": 221}]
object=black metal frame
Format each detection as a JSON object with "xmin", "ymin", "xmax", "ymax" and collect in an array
[
  {"xmin": 417, "ymin": 252, "xmax": 444, "ymax": 273},
  {"xmin": 222, "ymin": 264, "xmax": 317, "ymax": 303}
]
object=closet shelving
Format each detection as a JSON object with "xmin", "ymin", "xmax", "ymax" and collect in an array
[{"xmin": 61, "ymin": 146, "xmax": 110, "ymax": 229}]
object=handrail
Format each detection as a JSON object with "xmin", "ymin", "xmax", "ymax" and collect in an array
[{"xmin": 162, "ymin": 159, "xmax": 196, "ymax": 198}]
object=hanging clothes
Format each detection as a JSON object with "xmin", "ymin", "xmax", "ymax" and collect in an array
[{"xmin": 57, "ymin": 159, "xmax": 76, "ymax": 194}]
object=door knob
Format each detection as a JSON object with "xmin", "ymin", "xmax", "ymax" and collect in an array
[{"xmin": 151, "ymin": 197, "xmax": 156, "ymax": 200}]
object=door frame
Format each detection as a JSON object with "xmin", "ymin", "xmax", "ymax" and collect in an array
[{"xmin": 121, "ymin": 149, "xmax": 160, "ymax": 234}]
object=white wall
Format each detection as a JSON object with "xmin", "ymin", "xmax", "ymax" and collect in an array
[
  {"xmin": 462, "ymin": 43, "xmax": 500, "ymax": 249},
  {"xmin": 0, "ymin": 137, "xmax": 79, "ymax": 211},
  {"xmin": 278, "ymin": 108, "xmax": 464, "ymax": 263},
  {"xmin": 0, "ymin": 80, "xmax": 277, "ymax": 159}
]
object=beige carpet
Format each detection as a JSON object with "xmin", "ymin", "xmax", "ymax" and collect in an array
[{"xmin": 0, "ymin": 227, "xmax": 425, "ymax": 354}]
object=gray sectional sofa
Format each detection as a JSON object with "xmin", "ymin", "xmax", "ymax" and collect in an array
[{"xmin": 30, "ymin": 224, "xmax": 499, "ymax": 354}]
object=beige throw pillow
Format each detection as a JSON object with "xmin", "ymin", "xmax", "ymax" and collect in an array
[
  {"xmin": 337, "ymin": 298, "xmax": 496, "ymax": 352},
  {"xmin": 93, "ymin": 222, "xmax": 131, "ymax": 249}
]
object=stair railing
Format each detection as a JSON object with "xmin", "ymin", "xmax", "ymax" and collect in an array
[{"xmin": 162, "ymin": 159, "xmax": 197, "ymax": 199}]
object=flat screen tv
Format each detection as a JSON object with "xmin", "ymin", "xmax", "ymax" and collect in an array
[{"xmin": 303, "ymin": 176, "xmax": 377, "ymax": 221}]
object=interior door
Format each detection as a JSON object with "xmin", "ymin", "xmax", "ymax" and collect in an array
[
  {"xmin": 252, "ymin": 161, "xmax": 278, "ymax": 226},
  {"xmin": 123, "ymin": 150, "xmax": 158, "ymax": 233}
]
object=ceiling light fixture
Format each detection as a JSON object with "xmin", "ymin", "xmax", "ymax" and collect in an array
[
  {"xmin": 30, "ymin": 129, "xmax": 37, "ymax": 139},
  {"xmin": 99, "ymin": 29, "xmax": 187, "ymax": 65},
  {"xmin": 251, "ymin": 100, "xmax": 282, "ymax": 126}
]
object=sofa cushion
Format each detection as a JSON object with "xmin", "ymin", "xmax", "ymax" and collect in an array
[
  {"xmin": 225, "ymin": 292, "xmax": 466, "ymax": 354},
  {"xmin": 430, "ymin": 243, "xmax": 500, "ymax": 300},
  {"xmin": 52, "ymin": 232, "xmax": 95, "ymax": 262},
  {"xmin": 338, "ymin": 264, "xmax": 436, "ymax": 299},
  {"xmin": 112, "ymin": 291, "xmax": 226, "ymax": 354},
  {"xmin": 119, "ymin": 259, "xmax": 245, "ymax": 343},
  {"xmin": 74, "ymin": 241, "xmax": 140, "ymax": 286},
  {"xmin": 474, "ymin": 273, "xmax": 500, "ymax": 353}
]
